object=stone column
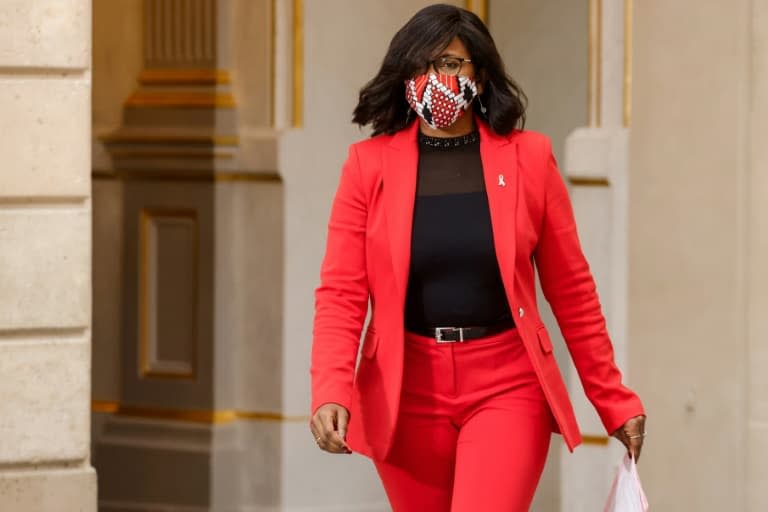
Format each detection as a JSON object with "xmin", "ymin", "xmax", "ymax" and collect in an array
[
  {"xmin": 748, "ymin": 4, "xmax": 768, "ymax": 509},
  {"xmin": 0, "ymin": 1, "xmax": 96, "ymax": 511},
  {"xmin": 102, "ymin": 0, "xmax": 239, "ymax": 173},
  {"xmin": 94, "ymin": 1, "xmax": 283, "ymax": 510},
  {"xmin": 629, "ymin": 0, "xmax": 760, "ymax": 509},
  {"xmin": 559, "ymin": 0, "xmax": 633, "ymax": 509}
]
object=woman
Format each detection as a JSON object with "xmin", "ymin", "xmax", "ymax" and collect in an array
[{"xmin": 309, "ymin": 4, "xmax": 646, "ymax": 510}]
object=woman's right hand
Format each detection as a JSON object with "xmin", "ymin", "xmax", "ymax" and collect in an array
[{"xmin": 310, "ymin": 402, "xmax": 352, "ymax": 454}]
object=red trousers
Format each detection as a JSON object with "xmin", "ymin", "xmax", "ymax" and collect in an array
[{"xmin": 372, "ymin": 327, "xmax": 556, "ymax": 511}]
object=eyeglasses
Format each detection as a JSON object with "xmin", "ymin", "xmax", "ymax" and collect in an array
[{"xmin": 429, "ymin": 55, "xmax": 473, "ymax": 76}]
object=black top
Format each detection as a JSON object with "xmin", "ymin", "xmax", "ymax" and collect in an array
[{"xmin": 404, "ymin": 130, "xmax": 515, "ymax": 330}]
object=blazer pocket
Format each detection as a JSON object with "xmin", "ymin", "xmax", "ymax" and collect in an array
[
  {"xmin": 361, "ymin": 329, "xmax": 379, "ymax": 359},
  {"xmin": 536, "ymin": 326, "xmax": 554, "ymax": 355}
]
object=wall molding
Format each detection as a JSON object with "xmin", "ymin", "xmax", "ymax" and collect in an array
[{"xmin": 92, "ymin": 401, "xmax": 308, "ymax": 423}]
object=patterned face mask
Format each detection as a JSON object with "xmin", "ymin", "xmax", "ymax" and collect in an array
[{"xmin": 404, "ymin": 72, "xmax": 479, "ymax": 129}]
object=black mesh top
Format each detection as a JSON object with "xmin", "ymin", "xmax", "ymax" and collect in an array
[{"xmin": 403, "ymin": 130, "xmax": 515, "ymax": 330}]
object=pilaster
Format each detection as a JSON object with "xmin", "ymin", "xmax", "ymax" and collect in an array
[
  {"xmin": 559, "ymin": 1, "xmax": 634, "ymax": 510},
  {"xmin": 94, "ymin": 1, "xmax": 283, "ymax": 510}
]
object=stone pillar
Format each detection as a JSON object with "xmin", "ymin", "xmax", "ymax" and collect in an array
[
  {"xmin": 559, "ymin": 0, "xmax": 633, "ymax": 509},
  {"xmin": 629, "ymin": 0, "xmax": 758, "ymax": 509},
  {"xmin": 0, "ymin": 1, "xmax": 96, "ymax": 511},
  {"xmin": 94, "ymin": 1, "xmax": 284, "ymax": 510},
  {"xmin": 102, "ymin": 0, "xmax": 239, "ymax": 173},
  {"xmin": 747, "ymin": 4, "xmax": 768, "ymax": 508}
]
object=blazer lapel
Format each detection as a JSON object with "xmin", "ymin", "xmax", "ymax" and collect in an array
[
  {"xmin": 382, "ymin": 121, "xmax": 419, "ymax": 308},
  {"xmin": 477, "ymin": 120, "xmax": 519, "ymax": 296}
]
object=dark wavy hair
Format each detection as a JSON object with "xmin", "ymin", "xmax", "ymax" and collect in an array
[{"xmin": 352, "ymin": 4, "xmax": 527, "ymax": 136}]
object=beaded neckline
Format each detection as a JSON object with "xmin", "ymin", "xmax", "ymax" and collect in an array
[{"xmin": 418, "ymin": 130, "xmax": 480, "ymax": 149}]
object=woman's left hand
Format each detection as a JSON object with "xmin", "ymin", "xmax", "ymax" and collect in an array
[{"xmin": 612, "ymin": 415, "xmax": 647, "ymax": 462}]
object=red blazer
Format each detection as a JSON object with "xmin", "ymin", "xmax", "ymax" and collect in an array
[{"xmin": 311, "ymin": 117, "xmax": 644, "ymax": 461}]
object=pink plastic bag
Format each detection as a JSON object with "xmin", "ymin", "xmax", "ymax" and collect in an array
[{"xmin": 603, "ymin": 453, "xmax": 649, "ymax": 512}]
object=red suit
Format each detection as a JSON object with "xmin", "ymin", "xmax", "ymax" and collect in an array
[{"xmin": 310, "ymin": 117, "xmax": 644, "ymax": 464}]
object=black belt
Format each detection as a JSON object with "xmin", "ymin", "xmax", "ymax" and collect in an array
[{"xmin": 408, "ymin": 318, "xmax": 516, "ymax": 343}]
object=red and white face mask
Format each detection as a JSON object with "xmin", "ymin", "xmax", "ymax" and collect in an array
[{"xmin": 405, "ymin": 72, "xmax": 479, "ymax": 129}]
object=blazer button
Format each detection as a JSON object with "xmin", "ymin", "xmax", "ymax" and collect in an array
[{"xmin": 518, "ymin": 307, "xmax": 525, "ymax": 318}]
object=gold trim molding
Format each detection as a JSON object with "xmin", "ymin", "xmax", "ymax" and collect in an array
[
  {"xmin": 108, "ymin": 150, "xmax": 235, "ymax": 160},
  {"xmin": 138, "ymin": 68, "xmax": 232, "ymax": 85},
  {"xmin": 92, "ymin": 170, "xmax": 281, "ymax": 183},
  {"xmin": 92, "ymin": 400, "xmax": 120, "ymax": 414},
  {"xmin": 92, "ymin": 401, "xmax": 613, "ymax": 435},
  {"xmin": 271, "ymin": 0, "xmax": 277, "ymax": 126},
  {"xmin": 126, "ymin": 91, "xmax": 236, "ymax": 109},
  {"xmin": 139, "ymin": 208, "xmax": 200, "ymax": 380},
  {"xmin": 465, "ymin": 0, "xmax": 488, "ymax": 23},
  {"xmin": 91, "ymin": 401, "xmax": 309, "ymax": 424},
  {"xmin": 568, "ymin": 176, "xmax": 611, "ymax": 187},
  {"xmin": 623, "ymin": 0, "xmax": 633, "ymax": 126},
  {"xmin": 214, "ymin": 171, "xmax": 281, "ymax": 183},
  {"xmin": 588, "ymin": 0, "xmax": 602, "ymax": 127},
  {"xmin": 99, "ymin": 133, "xmax": 239, "ymax": 146},
  {"xmin": 119, "ymin": 405, "xmax": 236, "ymax": 424},
  {"xmin": 582, "ymin": 434, "xmax": 610, "ymax": 446},
  {"xmin": 292, "ymin": 0, "xmax": 303, "ymax": 127}
]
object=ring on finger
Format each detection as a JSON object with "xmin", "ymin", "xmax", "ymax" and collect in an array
[{"xmin": 628, "ymin": 432, "xmax": 647, "ymax": 439}]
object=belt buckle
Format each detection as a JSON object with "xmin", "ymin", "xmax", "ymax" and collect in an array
[{"xmin": 434, "ymin": 326, "xmax": 465, "ymax": 343}]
